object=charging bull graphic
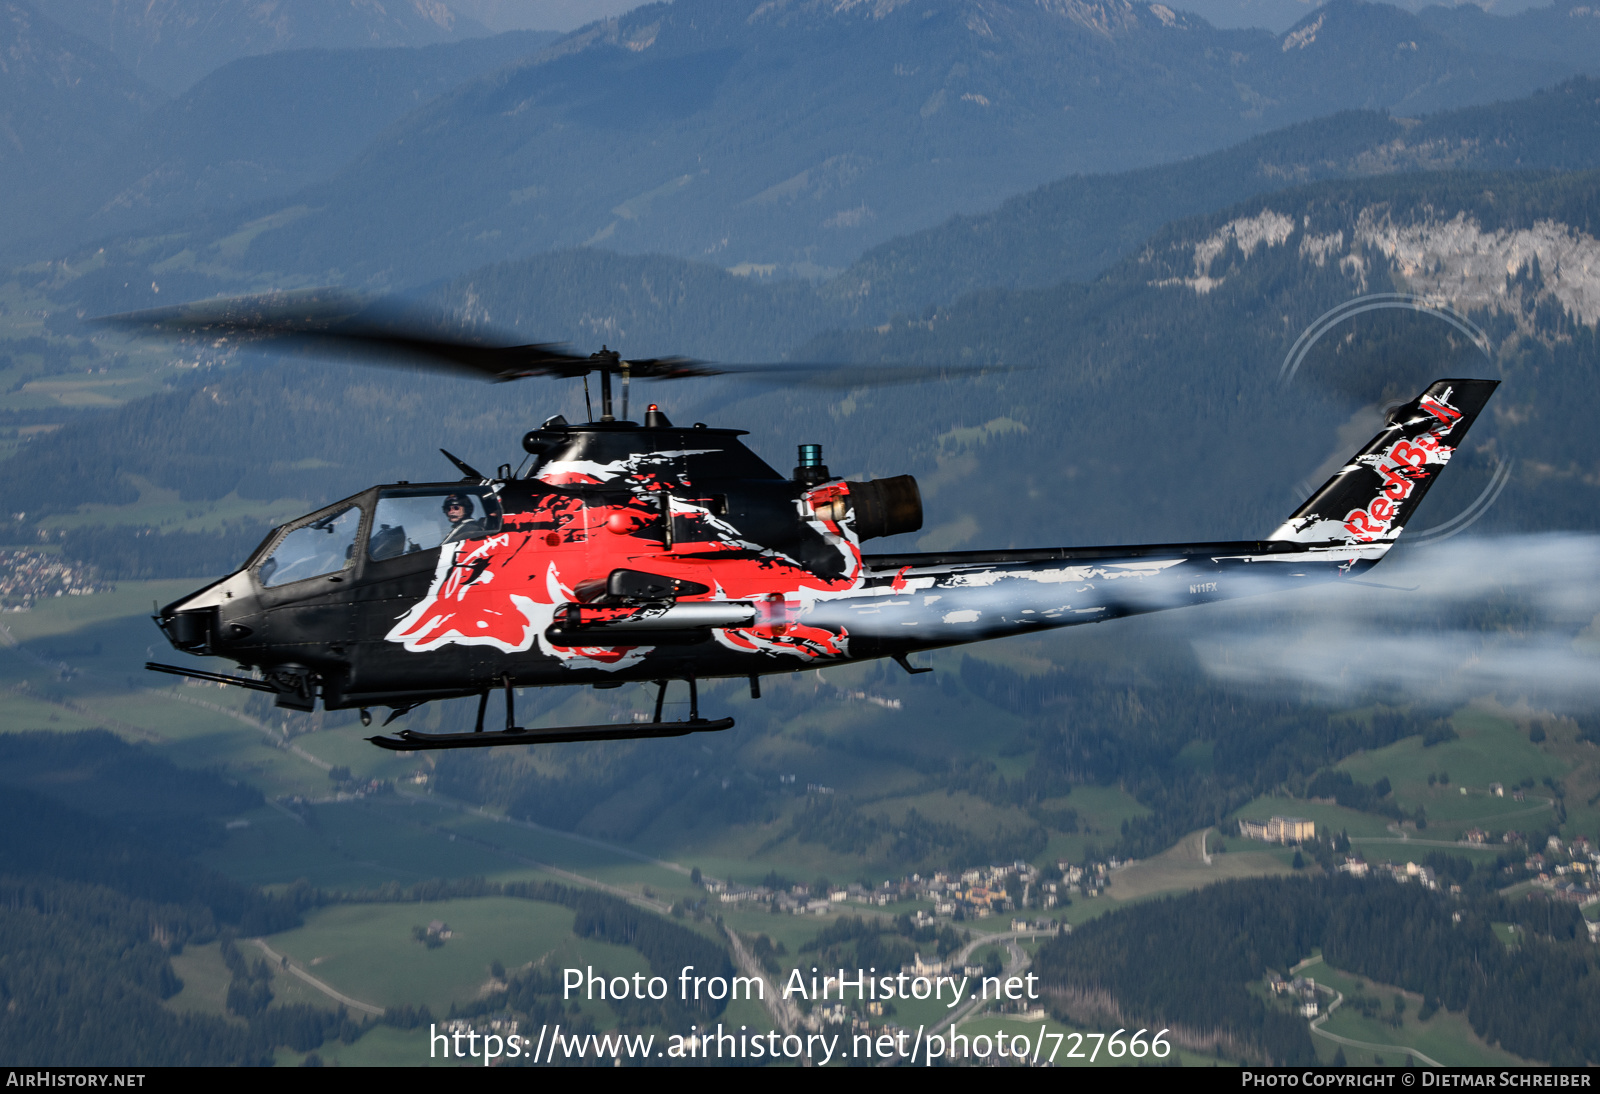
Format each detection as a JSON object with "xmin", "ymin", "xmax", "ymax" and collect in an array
[{"xmin": 385, "ymin": 450, "xmax": 862, "ymax": 667}]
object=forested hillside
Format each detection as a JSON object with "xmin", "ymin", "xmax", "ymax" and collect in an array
[
  {"xmin": 796, "ymin": 169, "xmax": 1600, "ymax": 547},
  {"xmin": 830, "ymin": 77, "xmax": 1600, "ymax": 317},
  {"xmin": 1036, "ymin": 875, "xmax": 1599, "ymax": 1064},
  {"xmin": 13, "ymin": 167, "xmax": 1600, "ymax": 582}
]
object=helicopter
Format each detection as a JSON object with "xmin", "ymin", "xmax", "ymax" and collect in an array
[{"xmin": 109, "ymin": 292, "xmax": 1498, "ymax": 752}]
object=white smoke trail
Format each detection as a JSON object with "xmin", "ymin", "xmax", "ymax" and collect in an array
[{"xmin": 1188, "ymin": 534, "xmax": 1600, "ymax": 710}]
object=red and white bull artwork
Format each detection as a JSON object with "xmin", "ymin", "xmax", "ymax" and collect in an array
[{"xmin": 385, "ymin": 449, "xmax": 863, "ymax": 669}]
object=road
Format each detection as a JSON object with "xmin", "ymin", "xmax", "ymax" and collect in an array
[
  {"xmin": 724, "ymin": 925, "xmax": 806, "ymax": 1047},
  {"xmin": 877, "ymin": 926, "xmax": 1055, "ymax": 1065},
  {"xmin": 1294, "ymin": 957, "xmax": 1442, "ymax": 1066},
  {"xmin": 247, "ymin": 938, "xmax": 385, "ymax": 1016}
]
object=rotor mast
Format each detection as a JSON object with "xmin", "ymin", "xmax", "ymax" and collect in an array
[{"xmin": 591, "ymin": 348, "xmax": 627, "ymax": 422}]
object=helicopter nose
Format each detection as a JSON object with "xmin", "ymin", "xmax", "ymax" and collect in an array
[
  {"xmin": 160, "ymin": 606, "xmax": 216, "ymax": 653},
  {"xmin": 157, "ymin": 569, "xmax": 259, "ymax": 655}
]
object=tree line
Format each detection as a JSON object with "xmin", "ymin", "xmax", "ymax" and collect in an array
[{"xmin": 1033, "ymin": 875, "xmax": 1596, "ymax": 1065}]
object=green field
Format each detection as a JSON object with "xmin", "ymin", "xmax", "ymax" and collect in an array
[
  {"xmin": 264, "ymin": 897, "xmax": 586, "ymax": 1014},
  {"xmin": 1105, "ymin": 828, "xmax": 1295, "ymax": 902},
  {"xmin": 1298, "ymin": 957, "xmax": 1531, "ymax": 1067},
  {"xmin": 38, "ymin": 483, "xmax": 311, "ymax": 535},
  {"xmin": 1337, "ymin": 707, "xmax": 1566, "ymax": 839},
  {"xmin": 166, "ymin": 941, "xmax": 245, "ymax": 1019}
]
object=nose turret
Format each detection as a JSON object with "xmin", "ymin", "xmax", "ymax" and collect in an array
[{"xmin": 157, "ymin": 569, "xmax": 258, "ymax": 656}]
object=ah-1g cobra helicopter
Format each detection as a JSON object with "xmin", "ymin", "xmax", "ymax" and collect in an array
[{"xmin": 109, "ymin": 292, "xmax": 1497, "ymax": 752}]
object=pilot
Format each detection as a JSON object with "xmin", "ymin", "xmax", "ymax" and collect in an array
[{"xmin": 441, "ymin": 494, "xmax": 486, "ymax": 543}]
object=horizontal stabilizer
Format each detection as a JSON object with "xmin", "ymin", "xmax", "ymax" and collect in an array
[{"xmin": 1269, "ymin": 379, "xmax": 1498, "ymax": 547}]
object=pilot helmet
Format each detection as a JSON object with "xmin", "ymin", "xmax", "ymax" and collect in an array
[{"xmin": 442, "ymin": 494, "xmax": 475, "ymax": 518}]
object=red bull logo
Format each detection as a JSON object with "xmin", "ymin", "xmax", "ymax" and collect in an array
[{"xmin": 1341, "ymin": 390, "xmax": 1464, "ymax": 543}]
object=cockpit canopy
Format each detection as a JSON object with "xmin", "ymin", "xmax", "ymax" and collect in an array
[{"xmin": 253, "ymin": 485, "xmax": 505, "ymax": 589}]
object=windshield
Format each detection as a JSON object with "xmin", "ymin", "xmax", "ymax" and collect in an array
[
  {"xmin": 257, "ymin": 505, "xmax": 361, "ymax": 588},
  {"xmin": 368, "ymin": 487, "xmax": 504, "ymax": 561}
]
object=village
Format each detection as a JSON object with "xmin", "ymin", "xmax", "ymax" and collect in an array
[
  {"xmin": 704, "ymin": 856, "xmax": 1121, "ymax": 924},
  {"xmin": 0, "ymin": 547, "xmax": 110, "ymax": 608},
  {"xmin": 1236, "ymin": 813, "xmax": 1600, "ymax": 939}
]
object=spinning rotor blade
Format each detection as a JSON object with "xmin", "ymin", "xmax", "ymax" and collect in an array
[
  {"xmin": 97, "ymin": 290, "xmax": 603, "ymax": 382},
  {"xmin": 96, "ymin": 289, "xmax": 1021, "ymax": 387}
]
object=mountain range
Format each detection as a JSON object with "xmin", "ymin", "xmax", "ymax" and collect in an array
[
  {"xmin": 181, "ymin": 0, "xmax": 1600, "ymax": 282},
  {"xmin": 9, "ymin": 0, "xmax": 1600, "ymax": 288}
]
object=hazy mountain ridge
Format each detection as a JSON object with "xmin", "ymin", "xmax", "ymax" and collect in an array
[
  {"xmin": 40, "ymin": 0, "xmax": 492, "ymax": 93},
  {"xmin": 830, "ymin": 76, "xmax": 1600, "ymax": 315},
  {"xmin": 0, "ymin": 2, "xmax": 162, "ymax": 232},
  {"xmin": 8, "ymin": 30, "xmax": 562, "ymax": 252},
  {"xmin": 196, "ymin": 0, "xmax": 1600, "ymax": 287},
  {"xmin": 17, "ymin": 75, "xmax": 1596, "ymax": 372},
  {"xmin": 789, "ymin": 169, "xmax": 1600, "ymax": 548},
  {"xmin": 1417, "ymin": 0, "xmax": 1600, "ymax": 68}
]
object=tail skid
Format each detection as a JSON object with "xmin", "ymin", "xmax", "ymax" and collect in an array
[{"xmin": 1268, "ymin": 379, "xmax": 1499, "ymax": 554}]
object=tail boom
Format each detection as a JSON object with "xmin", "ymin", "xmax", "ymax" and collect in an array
[{"xmin": 824, "ymin": 378, "xmax": 1499, "ymax": 656}]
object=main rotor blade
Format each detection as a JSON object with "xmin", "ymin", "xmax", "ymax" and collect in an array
[
  {"xmin": 95, "ymin": 290, "xmax": 1024, "ymax": 387},
  {"xmin": 96, "ymin": 290, "xmax": 599, "ymax": 382}
]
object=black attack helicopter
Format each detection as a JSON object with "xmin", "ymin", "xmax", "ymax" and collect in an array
[{"xmin": 109, "ymin": 292, "xmax": 1498, "ymax": 752}]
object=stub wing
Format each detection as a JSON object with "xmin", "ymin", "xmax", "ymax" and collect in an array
[{"xmin": 1267, "ymin": 379, "xmax": 1499, "ymax": 550}]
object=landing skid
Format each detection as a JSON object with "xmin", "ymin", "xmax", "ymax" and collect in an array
[
  {"xmin": 367, "ymin": 716, "xmax": 733, "ymax": 750},
  {"xmin": 364, "ymin": 676, "xmax": 733, "ymax": 751}
]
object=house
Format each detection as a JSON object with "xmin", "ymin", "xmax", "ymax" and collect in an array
[
  {"xmin": 1490, "ymin": 782, "xmax": 1505, "ymax": 797},
  {"xmin": 1465, "ymin": 828, "xmax": 1488, "ymax": 845},
  {"xmin": 1338, "ymin": 856, "xmax": 1369, "ymax": 878}
]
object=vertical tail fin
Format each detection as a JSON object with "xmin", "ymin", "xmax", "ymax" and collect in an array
[{"xmin": 1268, "ymin": 378, "xmax": 1499, "ymax": 547}]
